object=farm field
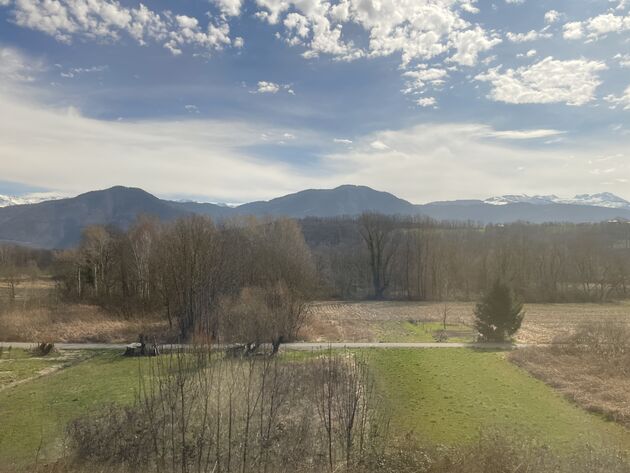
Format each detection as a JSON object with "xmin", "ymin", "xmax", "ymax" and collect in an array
[
  {"xmin": 304, "ymin": 300, "xmax": 630, "ymax": 344},
  {"xmin": 369, "ymin": 349, "xmax": 630, "ymax": 449},
  {"xmin": 4, "ymin": 280, "xmax": 630, "ymax": 345},
  {"xmin": 2, "ymin": 347, "xmax": 630, "ymax": 469}
]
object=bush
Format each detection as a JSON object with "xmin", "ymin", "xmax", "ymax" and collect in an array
[
  {"xmin": 66, "ymin": 348, "xmax": 384, "ymax": 473},
  {"xmin": 474, "ymin": 280, "xmax": 524, "ymax": 342},
  {"xmin": 560, "ymin": 322, "xmax": 630, "ymax": 359},
  {"xmin": 32, "ymin": 342, "xmax": 55, "ymax": 356}
]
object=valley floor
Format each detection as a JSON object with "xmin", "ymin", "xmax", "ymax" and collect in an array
[
  {"xmin": 4, "ymin": 300, "xmax": 630, "ymax": 345},
  {"xmin": 304, "ymin": 300, "xmax": 630, "ymax": 344},
  {"xmin": 1, "ymin": 346, "xmax": 630, "ymax": 469}
]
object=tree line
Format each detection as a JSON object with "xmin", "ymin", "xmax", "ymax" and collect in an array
[
  {"xmin": 2, "ymin": 213, "xmax": 630, "ymax": 334},
  {"xmin": 306, "ymin": 214, "xmax": 630, "ymax": 303},
  {"xmin": 53, "ymin": 215, "xmax": 316, "ymax": 346}
]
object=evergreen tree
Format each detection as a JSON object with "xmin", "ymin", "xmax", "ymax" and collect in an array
[{"xmin": 474, "ymin": 280, "xmax": 524, "ymax": 342}]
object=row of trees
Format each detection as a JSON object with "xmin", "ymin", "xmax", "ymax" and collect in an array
[
  {"xmin": 55, "ymin": 216, "xmax": 316, "ymax": 344},
  {"xmin": 306, "ymin": 215, "xmax": 630, "ymax": 302},
  {"xmin": 4, "ymin": 212, "xmax": 630, "ymax": 340},
  {"xmin": 0, "ymin": 245, "xmax": 50, "ymax": 304}
]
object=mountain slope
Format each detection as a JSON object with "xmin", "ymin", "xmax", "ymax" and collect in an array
[
  {"xmin": 484, "ymin": 193, "xmax": 630, "ymax": 210},
  {"xmin": 0, "ymin": 192, "xmax": 65, "ymax": 208},
  {"xmin": 417, "ymin": 201, "xmax": 630, "ymax": 224},
  {"xmin": 235, "ymin": 185, "xmax": 415, "ymax": 218},
  {"xmin": 0, "ymin": 186, "xmax": 185, "ymax": 248},
  {"xmin": 2, "ymin": 185, "xmax": 630, "ymax": 249}
]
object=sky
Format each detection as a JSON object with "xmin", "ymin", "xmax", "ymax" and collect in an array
[{"xmin": 0, "ymin": 0, "xmax": 629, "ymax": 204}]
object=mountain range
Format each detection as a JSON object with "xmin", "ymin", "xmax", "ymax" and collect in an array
[
  {"xmin": 1, "ymin": 185, "xmax": 630, "ymax": 249},
  {"xmin": 483, "ymin": 192, "xmax": 630, "ymax": 209}
]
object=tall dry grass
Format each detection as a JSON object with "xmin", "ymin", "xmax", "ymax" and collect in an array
[
  {"xmin": 511, "ymin": 321, "xmax": 630, "ymax": 427},
  {"xmin": 0, "ymin": 303, "xmax": 173, "ymax": 343}
]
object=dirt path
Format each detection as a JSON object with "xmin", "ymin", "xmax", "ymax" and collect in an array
[
  {"xmin": 0, "ymin": 350, "xmax": 94, "ymax": 392},
  {"xmin": 0, "ymin": 341, "xmax": 524, "ymax": 350}
]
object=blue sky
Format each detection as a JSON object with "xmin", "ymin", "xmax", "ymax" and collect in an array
[{"xmin": 0, "ymin": 0, "xmax": 629, "ymax": 203}]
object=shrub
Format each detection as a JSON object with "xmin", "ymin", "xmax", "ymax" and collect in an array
[
  {"xmin": 32, "ymin": 342, "xmax": 55, "ymax": 356},
  {"xmin": 560, "ymin": 321, "xmax": 630, "ymax": 359},
  {"xmin": 66, "ymin": 348, "xmax": 384, "ymax": 473},
  {"xmin": 474, "ymin": 280, "xmax": 524, "ymax": 342}
]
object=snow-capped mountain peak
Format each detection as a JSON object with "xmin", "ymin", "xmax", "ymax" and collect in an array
[
  {"xmin": 485, "ymin": 193, "xmax": 630, "ymax": 209},
  {"xmin": 484, "ymin": 194, "xmax": 559, "ymax": 206},
  {"xmin": 0, "ymin": 192, "xmax": 65, "ymax": 208}
]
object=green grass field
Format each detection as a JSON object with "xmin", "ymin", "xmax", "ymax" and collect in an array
[
  {"xmin": 369, "ymin": 349, "xmax": 630, "ymax": 450},
  {"xmin": 0, "ymin": 350, "xmax": 151, "ymax": 468},
  {"xmin": 3, "ymin": 347, "xmax": 630, "ymax": 469},
  {"xmin": 385, "ymin": 321, "xmax": 474, "ymax": 342},
  {"xmin": 0, "ymin": 348, "xmax": 64, "ymax": 388}
]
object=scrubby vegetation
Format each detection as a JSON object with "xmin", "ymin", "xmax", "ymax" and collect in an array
[
  {"xmin": 66, "ymin": 348, "xmax": 382, "ymax": 473},
  {"xmin": 511, "ymin": 321, "xmax": 630, "ymax": 428}
]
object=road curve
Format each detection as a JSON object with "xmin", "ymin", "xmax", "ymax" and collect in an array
[{"xmin": 0, "ymin": 341, "xmax": 525, "ymax": 351}]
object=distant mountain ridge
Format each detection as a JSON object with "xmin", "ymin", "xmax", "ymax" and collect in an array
[
  {"xmin": 1, "ymin": 185, "xmax": 630, "ymax": 249},
  {"xmin": 0, "ymin": 192, "xmax": 65, "ymax": 208},
  {"xmin": 484, "ymin": 192, "xmax": 630, "ymax": 209}
]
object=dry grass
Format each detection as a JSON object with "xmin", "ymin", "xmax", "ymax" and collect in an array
[
  {"xmin": 0, "ymin": 304, "xmax": 173, "ymax": 343},
  {"xmin": 303, "ymin": 300, "xmax": 630, "ymax": 344},
  {"xmin": 302, "ymin": 301, "xmax": 474, "ymax": 342},
  {"xmin": 510, "ymin": 324, "xmax": 630, "ymax": 429}
]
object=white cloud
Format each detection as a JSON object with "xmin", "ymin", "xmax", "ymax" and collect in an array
[
  {"xmin": 333, "ymin": 138, "xmax": 353, "ymax": 144},
  {"xmin": 256, "ymin": 0, "xmax": 501, "ymax": 69},
  {"xmin": 59, "ymin": 65, "xmax": 107, "ymax": 78},
  {"xmin": 544, "ymin": 10, "xmax": 560, "ymax": 24},
  {"xmin": 615, "ymin": 53, "xmax": 630, "ymax": 67},
  {"xmin": 449, "ymin": 26, "xmax": 502, "ymax": 66},
  {"xmin": 516, "ymin": 49, "xmax": 536, "ymax": 58},
  {"xmin": 253, "ymin": 81, "xmax": 295, "ymax": 95},
  {"xmin": 481, "ymin": 129, "xmax": 565, "ymax": 140},
  {"xmin": 585, "ymin": 12, "xmax": 630, "ymax": 38},
  {"xmin": 2, "ymin": 78, "xmax": 630, "ymax": 204},
  {"xmin": 416, "ymin": 97, "xmax": 437, "ymax": 107},
  {"xmin": 402, "ymin": 65, "xmax": 448, "ymax": 94},
  {"xmin": 212, "ymin": 0, "xmax": 243, "ymax": 17},
  {"xmin": 476, "ymin": 57, "xmax": 607, "ymax": 106},
  {"xmin": 184, "ymin": 104, "xmax": 200, "ymax": 113},
  {"xmin": 6, "ymin": 0, "xmax": 235, "ymax": 55},
  {"xmin": 506, "ymin": 29, "xmax": 552, "ymax": 43},
  {"xmin": 256, "ymin": 81, "xmax": 280, "ymax": 93},
  {"xmin": 370, "ymin": 140, "xmax": 389, "ymax": 150},
  {"xmin": 605, "ymin": 85, "xmax": 630, "ymax": 110},
  {"xmin": 0, "ymin": 46, "xmax": 43, "ymax": 83},
  {"xmin": 563, "ymin": 13, "xmax": 630, "ymax": 41},
  {"xmin": 505, "ymin": 0, "xmax": 525, "ymax": 4},
  {"xmin": 325, "ymin": 123, "xmax": 630, "ymax": 203},
  {"xmin": 0, "ymin": 89, "xmax": 322, "ymax": 202},
  {"xmin": 563, "ymin": 22, "xmax": 584, "ymax": 40}
]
